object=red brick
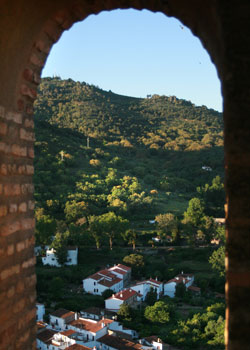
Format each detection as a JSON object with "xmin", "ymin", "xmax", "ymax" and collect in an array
[
  {"xmin": 20, "ymin": 218, "xmax": 35, "ymax": 231},
  {"xmin": 23, "ymin": 68, "xmax": 34, "ymax": 82},
  {"xmin": 0, "ymin": 220, "xmax": 21, "ymax": 237},
  {"xmin": 17, "ymin": 99, "xmax": 25, "ymax": 112},
  {"xmin": 11, "ymin": 144, "xmax": 27, "ymax": 157},
  {"xmin": 4, "ymin": 184, "xmax": 21, "ymax": 196},
  {"xmin": 0, "ymin": 105, "xmax": 5, "ymax": 117},
  {"xmin": 20, "ymin": 128, "xmax": 35, "ymax": 141},
  {"xmin": 19, "ymin": 202, "xmax": 27, "ymax": 213},
  {"xmin": 43, "ymin": 19, "xmax": 63, "ymax": 42},
  {"xmin": 7, "ymin": 244, "xmax": 14, "ymax": 256},
  {"xmin": 28, "ymin": 200, "xmax": 35, "ymax": 210},
  {"xmin": 24, "ymin": 118, "xmax": 34, "ymax": 128},
  {"xmin": 26, "ymin": 165, "xmax": 34, "ymax": 175},
  {"xmin": 20, "ymin": 84, "xmax": 37, "ymax": 100},
  {"xmin": 16, "ymin": 281, "xmax": 24, "ymax": 293},
  {"xmin": 6, "ymin": 111, "xmax": 22, "ymax": 124},
  {"xmin": 17, "ymin": 241, "xmax": 25, "ymax": 252},
  {"xmin": 0, "ymin": 122, "xmax": 7, "ymax": 135},
  {"xmin": 29, "ymin": 52, "xmax": 45, "ymax": 68},
  {"xmin": 0, "ymin": 205, "xmax": 7, "ymax": 217},
  {"xmin": 7, "ymin": 287, "xmax": 15, "ymax": 298},
  {"xmin": 35, "ymin": 38, "xmax": 51, "ymax": 54},
  {"xmin": 28, "ymin": 147, "xmax": 34, "ymax": 158},
  {"xmin": 0, "ymin": 164, "xmax": 7, "ymax": 175}
]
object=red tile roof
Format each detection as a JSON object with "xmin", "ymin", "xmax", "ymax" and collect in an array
[
  {"xmin": 60, "ymin": 330, "xmax": 77, "ymax": 336},
  {"xmin": 65, "ymin": 344, "xmax": 91, "ymax": 350},
  {"xmin": 37, "ymin": 329, "xmax": 56, "ymax": 343},
  {"xmin": 108, "ymin": 289, "xmax": 137, "ymax": 301},
  {"xmin": 99, "ymin": 277, "xmax": 122, "ymax": 287},
  {"xmin": 70, "ymin": 318, "xmax": 113, "ymax": 333},
  {"xmin": 165, "ymin": 276, "xmax": 191, "ymax": 285},
  {"xmin": 116, "ymin": 264, "xmax": 131, "ymax": 271},
  {"xmin": 110, "ymin": 267, "xmax": 127, "ymax": 275},
  {"xmin": 136, "ymin": 278, "xmax": 162, "ymax": 286},
  {"xmin": 50, "ymin": 309, "xmax": 75, "ymax": 319},
  {"xmin": 98, "ymin": 334, "xmax": 143, "ymax": 350}
]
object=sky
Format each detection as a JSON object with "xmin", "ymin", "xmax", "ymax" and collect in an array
[{"xmin": 42, "ymin": 9, "xmax": 222, "ymax": 112}]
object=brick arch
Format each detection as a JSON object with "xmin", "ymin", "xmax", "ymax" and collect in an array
[{"xmin": 0, "ymin": 1, "xmax": 250, "ymax": 349}]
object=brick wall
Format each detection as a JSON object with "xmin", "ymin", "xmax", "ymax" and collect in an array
[{"xmin": 0, "ymin": 105, "xmax": 36, "ymax": 349}]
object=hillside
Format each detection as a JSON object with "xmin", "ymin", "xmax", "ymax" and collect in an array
[{"xmin": 33, "ymin": 77, "xmax": 224, "ymax": 237}]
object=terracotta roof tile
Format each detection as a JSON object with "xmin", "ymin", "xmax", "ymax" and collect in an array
[
  {"xmin": 70, "ymin": 318, "xmax": 113, "ymax": 333},
  {"xmin": 116, "ymin": 264, "xmax": 131, "ymax": 271},
  {"xmin": 99, "ymin": 277, "xmax": 122, "ymax": 287},
  {"xmin": 98, "ymin": 334, "xmax": 143, "ymax": 350},
  {"xmin": 108, "ymin": 289, "xmax": 137, "ymax": 301},
  {"xmin": 37, "ymin": 329, "xmax": 56, "ymax": 343},
  {"xmin": 50, "ymin": 308, "xmax": 74, "ymax": 319},
  {"xmin": 65, "ymin": 344, "xmax": 91, "ymax": 350}
]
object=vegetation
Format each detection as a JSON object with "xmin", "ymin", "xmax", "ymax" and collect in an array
[{"xmin": 34, "ymin": 77, "xmax": 226, "ymax": 350}]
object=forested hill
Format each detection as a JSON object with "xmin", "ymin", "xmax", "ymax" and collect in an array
[
  {"xmin": 33, "ymin": 77, "xmax": 224, "ymax": 230},
  {"xmin": 35, "ymin": 77, "xmax": 223, "ymax": 151}
]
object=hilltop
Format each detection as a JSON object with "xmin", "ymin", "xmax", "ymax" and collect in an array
[{"xmin": 33, "ymin": 77, "xmax": 224, "ymax": 234}]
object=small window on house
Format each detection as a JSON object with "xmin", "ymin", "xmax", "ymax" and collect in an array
[
  {"xmin": 92, "ymin": 335, "xmax": 94, "ymax": 340},
  {"xmin": 94, "ymin": 282, "xmax": 96, "ymax": 285},
  {"xmin": 96, "ymin": 289, "xmax": 98, "ymax": 292},
  {"xmin": 52, "ymin": 258, "xmax": 55, "ymax": 261}
]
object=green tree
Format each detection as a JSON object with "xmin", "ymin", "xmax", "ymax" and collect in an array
[
  {"xmin": 64, "ymin": 200, "xmax": 89, "ymax": 225},
  {"xmin": 88, "ymin": 215, "xmax": 103, "ymax": 250},
  {"xmin": 35, "ymin": 208, "xmax": 56, "ymax": 245},
  {"xmin": 155, "ymin": 213, "xmax": 178, "ymax": 241},
  {"xmin": 49, "ymin": 276, "xmax": 64, "ymax": 299},
  {"xmin": 51, "ymin": 232, "xmax": 68, "ymax": 265},
  {"xmin": 97, "ymin": 211, "xmax": 129, "ymax": 250},
  {"xmin": 144, "ymin": 301, "xmax": 171, "ymax": 323},
  {"xmin": 122, "ymin": 229, "xmax": 138, "ymax": 250},
  {"xmin": 117, "ymin": 303, "xmax": 133, "ymax": 322},
  {"xmin": 209, "ymin": 246, "xmax": 225, "ymax": 276}
]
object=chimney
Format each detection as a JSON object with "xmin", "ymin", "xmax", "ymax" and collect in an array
[
  {"xmin": 101, "ymin": 322, "xmax": 105, "ymax": 328},
  {"xmin": 112, "ymin": 294, "xmax": 115, "ymax": 298}
]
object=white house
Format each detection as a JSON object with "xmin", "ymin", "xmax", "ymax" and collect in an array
[
  {"xmin": 109, "ymin": 321, "xmax": 138, "ymax": 339},
  {"xmin": 164, "ymin": 273, "xmax": 194, "ymax": 298},
  {"xmin": 36, "ymin": 303, "xmax": 45, "ymax": 321},
  {"xmin": 83, "ymin": 269, "xmax": 123, "ymax": 296},
  {"xmin": 37, "ymin": 329, "xmax": 57, "ymax": 350},
  {"xmin": 42, "ymin": 247, "xmax": 78, "ymax": 267},
  {"xmin": 105, "ymin": 289, "xmax": 138, "ymax": 312},
  {"xmin": 108, "ymin": 264, "xmax": 131, "ymax": 286},
  {"xmin": 50, "ymin": 309, "xmax": 77, "ymax": 331},
  {"xmin": 130, "ymin": 278, "xmax": 163, "ymax": 301},
  {"xmin": 37, "ymin": 328, "xmax": 76, "ymax": 350},
  {"xmin": 141, "ymin": 336, "xmax": 168, "ymax": 350},
  {"xmin": 67, "ymin": 317, "xmax": 113, "ymax": 343}
]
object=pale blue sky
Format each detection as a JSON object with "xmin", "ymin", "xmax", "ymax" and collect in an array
[{"xmin": 42, "ymin": 9, "xmax": 222, "ymax": 112}]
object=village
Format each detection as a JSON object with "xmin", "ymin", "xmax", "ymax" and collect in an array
[{"xmin": 36, "ymin": 248, "xmax": 203, "ymax": 350}]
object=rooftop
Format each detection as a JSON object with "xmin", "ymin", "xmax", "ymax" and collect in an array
[
  {"xmin": 98, "ymin": 334, "xmax": 143, "ymax": 350},
  {"xmin": 50, "ymin": 308, "xmax": 75, "ymax": 319},
  {"xmin": 108, "ymin": 289, "xmax": 137, "ymax": 301},
  {"xmin": 70, "ymin": 318, "xmax": 113, "ymax": 333}
]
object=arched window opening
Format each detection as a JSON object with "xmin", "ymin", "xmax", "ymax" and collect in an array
[{"xmin": 34, "ymin": 9, "xmax": 225, "ymax": 350}]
